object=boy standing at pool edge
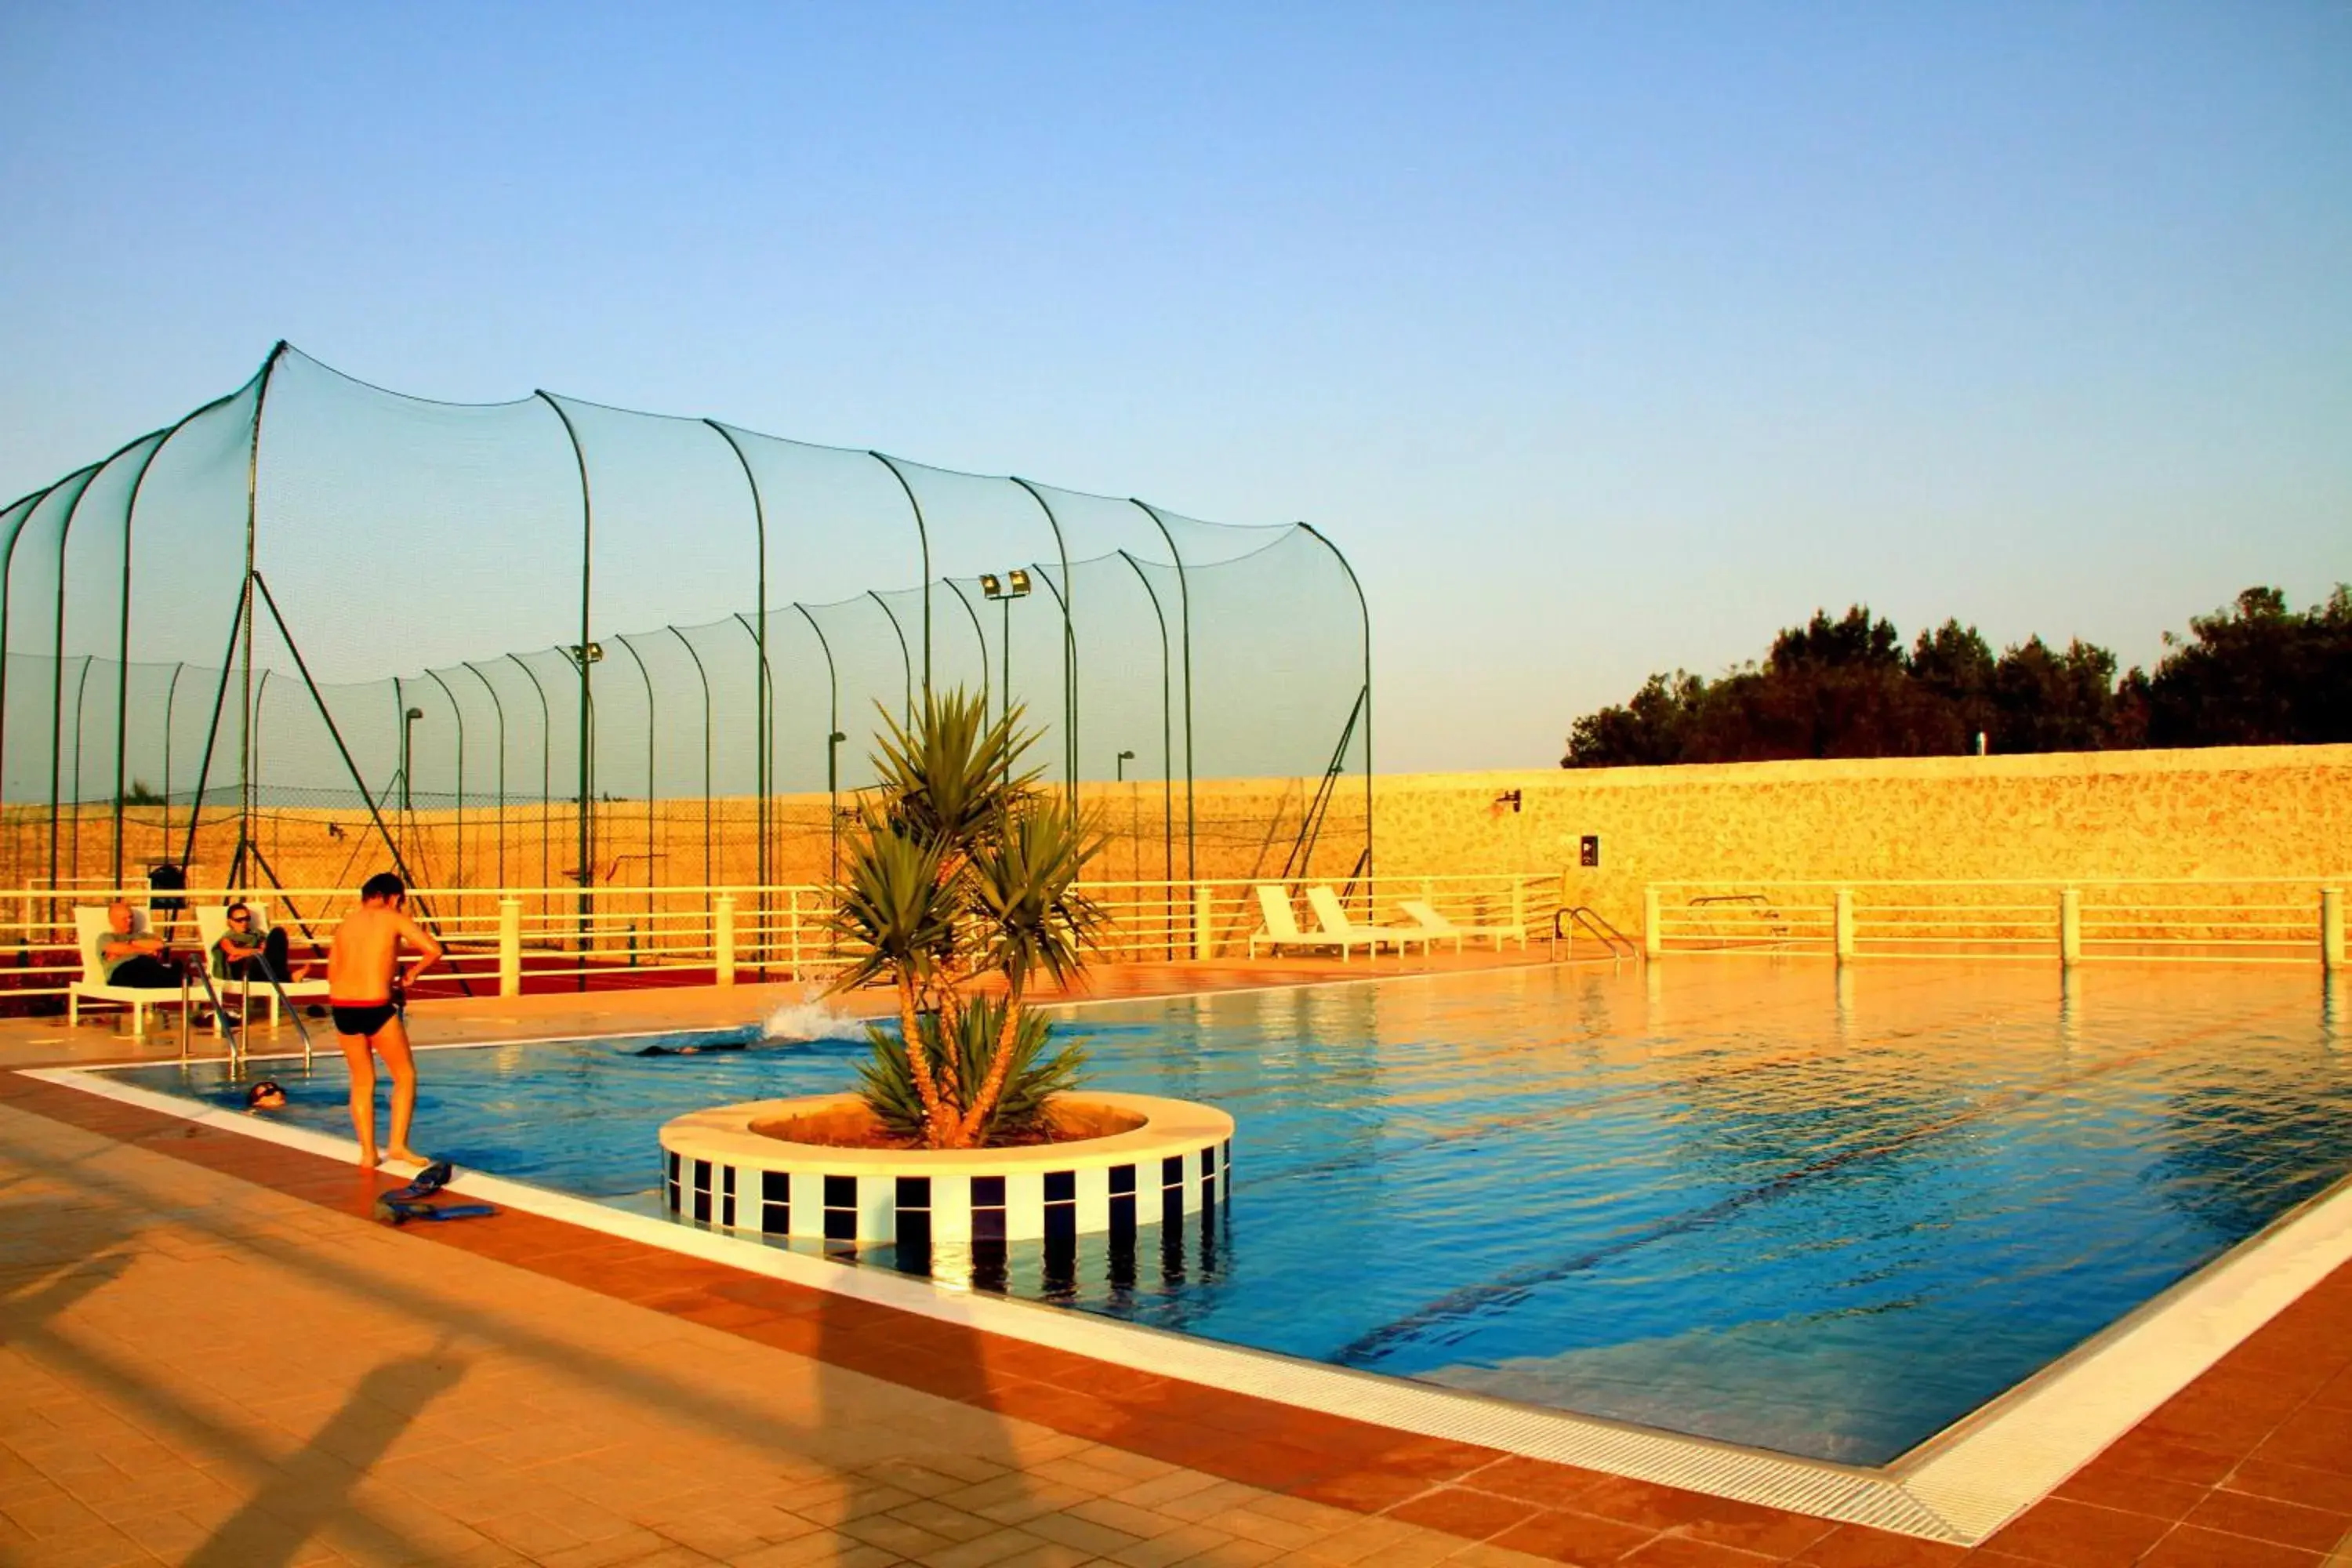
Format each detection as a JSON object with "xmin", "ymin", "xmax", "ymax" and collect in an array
[{"xmin": 327, "ymin": 872, "xmax": 444, "ymax": 1167}]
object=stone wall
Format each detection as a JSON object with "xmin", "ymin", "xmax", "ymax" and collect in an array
[{"xmin": 8, "ymin": 745, "xmax": 2345, "ymax": 944}]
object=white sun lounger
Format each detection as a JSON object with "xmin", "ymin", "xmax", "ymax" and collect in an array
[
  {"xmin": 194, "ymin": 900, "xmax": 331, "ymax": 1024},
  {"xmin": 1247, "ymin": 884, "xmax": 1365, "ymax": 960},
  {"xmin": 67, "ymin": 906, "xmax": 197, "ymax": 1034},
  {"xmin": 1305, "ymin": 885, "xmax": 1432, "ymax": 961},
  {"xmin": 1398, "ymin": 898, "xmax": 1530, "ymax": 953}
]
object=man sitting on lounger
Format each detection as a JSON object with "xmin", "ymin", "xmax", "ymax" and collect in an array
[
  {"xmin": 100, "ymin": 900, "xmax": 183, "ymax": 988},
  {"xmin": 212, "ymin": 901, "xmax": 313, "ymax": 985}
]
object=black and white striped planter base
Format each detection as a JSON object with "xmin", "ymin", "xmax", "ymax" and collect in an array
[{"xmin": 658, "ymin": 1092, "xmax": 1234, "ymax": 1269}]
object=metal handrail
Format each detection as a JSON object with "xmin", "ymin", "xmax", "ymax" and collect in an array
[{"xmin": 1554, "ymin": 905, "xmax": 1637, "ymax": 960}]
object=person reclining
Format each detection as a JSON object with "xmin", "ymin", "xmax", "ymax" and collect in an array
[
  {"xmin": 100, "ymin": 899, "xmax": 183, "ymax": 988},
  {"xmin": 212, "ymin": 901, "xmax": 313, "ymax": 985}
]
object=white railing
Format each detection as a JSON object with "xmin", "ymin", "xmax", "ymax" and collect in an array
[
  {"xmin": 0, "ymin": 871, "xmax": 1559, "ymax": 1007},
  {"xmin": 1646, "ymin": 878, "xmax": 2351, "ymax": 968}
]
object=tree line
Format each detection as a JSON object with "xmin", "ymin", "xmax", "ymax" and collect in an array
[{"xmin": 1562, "ymin": 586, "xmax": 2352, "ymax": 768}]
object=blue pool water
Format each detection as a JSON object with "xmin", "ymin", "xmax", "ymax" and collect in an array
[{"xmin": 114, "ymin": 962, "xmax": 2352, "ymax": 1464}]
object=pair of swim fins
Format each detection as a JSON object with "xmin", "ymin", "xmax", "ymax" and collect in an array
[{"xmin": 372, "ymin": 1160, "xmax": 498, "ymax": 1226}]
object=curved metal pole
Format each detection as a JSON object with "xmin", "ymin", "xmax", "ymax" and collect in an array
[
  {"xmin": 33, "ymin": 466, "xmax": 103, "ymax": 890},
  {"xmin": 459, "ymin": 662, "xmax": 508, "ymax": 887},
  {"xmin": 0, "ymin": 481, "xmax": 65, "ymax": 840},
  {"xmin": 247, "ymin": 667, "xmax": 267, "ymax": 870},
  {"xmin": 69, "ymin": 655, "xmax": 93, "ymax": 881},
  {"xmin": 866, "ymin": 590, "xmax": 914, "ymax": 726},
  {"xmin": 866, "ymin": 452, "xmax": 932, "ymax": 693},
  {"xmin": 1128, "ymin": 500, "xmax": 1196, "ymax": 884},
  {"xmin": 663, "ymin": 626, "xmax": 713, "ymax": 887},
  {"xmin": 1298, "ymin": 521, "xmax": 1374, "ymax": 890},
  {"xmin": 942, "ymin": 579, "xmax": 991, "ymax": 717},
  {"xmin": 535, "ymin": 392, "xmax": 595, "ymax": 967},
  {"xmin": 1026, "ymin": 563, "xmax": 1073, "ymax": 788},
  {"xmin": 160, "ymin": 662, "xmax": 184, "ymax": 868},
  {"xmin": 115, "ymin": 394, "xmax": 232, "ymax": 882},
  {"xmin": 705, "ymin": 422, "xmax": 768, "ymax": 889},
  {"xmin": 1116, "ymin": 550, "xmax": 1177, "ymax": 898},
  {"xmin": 239, "ymin": 344, "xmax": 290, "ymax": 882},
  {"xmin": 790, "ymin": 605, "xmax": 840, "ymax": 882},
  {"xmin": 1008, "ymin": 477, "xmax": 1078, "ymax": 800},
  {"xmin": 421, "ymin": 668, "xmax": 466, "ymax": 887},
  {"xmin": 612, "ymin": 633, "xmax": 657, "ymax": 893},
  {"xmin": 503, "ymin": 653, "xmax": 553, "ymax": 891}
]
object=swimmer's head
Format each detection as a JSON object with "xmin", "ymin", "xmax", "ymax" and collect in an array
[
  {"xmin": 246, "ymin": 1080, "xmax": 285, "ymax": 1111},
  {"xmin": 359, "ymin": 872, "xmax": 405, "ymax": 906}
]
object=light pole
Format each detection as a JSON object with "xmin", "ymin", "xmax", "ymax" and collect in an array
[
  {"xmin": 1117, "ymin": 749, "xmax": 1138, "ymax": 884},
  {"xmin": 400, "ymin": 706, "xmax": 423, "ymax": 811},
  {"xmin": 826, "ymin": 729, "xmax": 847, "ymax": 882},
  {"xmin": 978, "ymin": 568, "xmax": 1032, "ymax": 732}
]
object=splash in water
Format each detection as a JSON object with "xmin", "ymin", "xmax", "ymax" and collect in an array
[{"xmin": 760, "ymin": 993, "xmax": 868, "ymax": 1044}]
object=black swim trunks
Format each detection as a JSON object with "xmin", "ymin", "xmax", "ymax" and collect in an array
[{"xmin": 330, "ymin": 1000, "xmax": 399, "ymax": 1038}]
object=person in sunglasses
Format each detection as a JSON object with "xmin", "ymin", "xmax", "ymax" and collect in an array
[{"xmin": 212, "ymin": 902, "xmax": 313, "ymax": 986}]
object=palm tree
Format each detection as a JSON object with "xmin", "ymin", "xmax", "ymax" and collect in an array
[{"xmin": 830, "ymin": 689, "xmax": 1105, "ymax": 1149}]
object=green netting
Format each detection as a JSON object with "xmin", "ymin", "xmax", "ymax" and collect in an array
[{"xmin": 0, "ymin": 343, "xmax": 1370, "ymax": 898}]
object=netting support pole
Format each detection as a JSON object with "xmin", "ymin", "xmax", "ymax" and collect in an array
[
  {"xmin": 1299, "ymin": 521, "xmax": 1374, "ymax": 897},
  {"xmin": 613, "ymin": 634, "xmax": 655, "ymax": 898},
  {"xmin": 45, "ymin": 463, "xmax": 107, "ymax": 895},
  {"xmin": 1025, "ymin": 564, "xmax": 1075, "ymax": 800},
  {"xmin": 238, "ymin": 345, "xmax": 289, "ymax": 893},
  {"xmin": 0, "ymin": 484, "xmax": 61, "ymax": 866},
  {"xmin": 159, "ymin": 662, "xmax": 184, "ymax": 874},
  {"xmin": 789, "ymin": 606, "xmax": 840, "ymax": 886},
  {"xmin": 663, "ymin": 626, "xmax": 713, "ymax": 887},
  {"xmin": 730, "ymin": 613, "xmax": 781, "ymax": 908},
  {"xmin": 1116, "ymin": 551, "xmax": 1177, "ymax": 955},
  {"xmin": 942, "ymin": 579, "xmax": 991, "ymax": 717},
  {"xmin": 70, "ymin": 656, "xmax": 93, "ymax": 881},
  {"xmin": 459, "ymin": 662, "xmax": 507, "ymax": 888},
  {"xmin": 868, "ymin": 590, "xmax": 914, "ymax": 727},
  {"xmin": 422, "ymin": 670, "xmax": 465, "ymax": 887},
  {"xmin": 1007, "ymin": 478, "xmax": 1078, "ymax": 804},
  {"xmin": 703, "ymin": 422, "xmax": 768, "ymax": 892},
  {"xmin": 868, "ymin": 452, "xmax": 933, "ymax": 695},
  {"xmin": 503, "ymin": 653, "xmax": 552, "ymax": 895},
  {"xmin": 1128, "ymin": 501, "xmax": 1196, "ymax": 887},
  {"xmin": 113, "ymin": 390, "xmax": 237, "ymax": 885},
  {"xmin": 535, "ymin": 392, "xmax": 595, "ymax": 989}
]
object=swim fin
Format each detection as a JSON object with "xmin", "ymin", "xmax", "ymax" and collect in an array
[
  {"xmin": 372, "ymin": 1196, "xmax": 498, "ymax": 1226},
  {"xmin": 383, "ymin": 1160, "xmax": 453, "ymax": 1203}
]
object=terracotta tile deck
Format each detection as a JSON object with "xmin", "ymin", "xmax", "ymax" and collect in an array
[{"xmin": 5, "ymin": 959, "xmax": 2351, "ymax": 1566}]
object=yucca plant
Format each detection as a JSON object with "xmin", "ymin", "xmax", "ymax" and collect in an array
[{"xmin": 829, "ymin": 689, "xmax": 1105, "ymax": 1149}]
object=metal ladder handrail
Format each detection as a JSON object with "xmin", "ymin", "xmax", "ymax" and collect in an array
[{"xmin": 1554, "ymin": 905, "xmax": 1638, "ymax": 960}]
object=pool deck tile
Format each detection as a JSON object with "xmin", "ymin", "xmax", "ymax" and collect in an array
[{"xmin": 11, "ymin": 964, "xmax": 2352, "ymax": 1564}]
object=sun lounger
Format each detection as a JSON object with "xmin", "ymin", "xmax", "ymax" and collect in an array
[
  {"xmin": 67, "ymin": 906, "xmax": 197, "ymax": 1034},
  {"xmin": 194, "ymin": 900, "xmax": 331, "ymax": 1025},
  {"xmin": 1305, "ymin": 885, "xmax": 1432, "ymax": 961},
  {"xmin": 1398, "ymin": 898, "xmax": 1530, "ymax": 953},
  {"xmin": 1248, "ymin": 884, "xmax": 1363, "ymax": 960}
]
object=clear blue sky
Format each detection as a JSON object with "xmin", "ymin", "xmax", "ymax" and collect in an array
[{"xmin": 3, "ymin": 2, "xmax": 2345, "ymax": 771}]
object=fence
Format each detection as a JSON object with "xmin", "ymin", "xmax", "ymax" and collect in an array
[
  {"xmin": 1646, "ymin": 878, "xmax": 2350, "ymax": 968},
  {"xmin": 0, "ymin": 872, "xmax": 1559, "ymax": 1011}
]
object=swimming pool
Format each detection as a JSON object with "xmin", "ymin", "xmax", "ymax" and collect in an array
[{"xmin": 112, "ymin": 960, "xmax": 2352, "ymax": 1465}]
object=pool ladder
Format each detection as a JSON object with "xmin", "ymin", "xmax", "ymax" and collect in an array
[{"xmin": 1553, "ymin": 906, "xmax": 1638, "ymax": 962}]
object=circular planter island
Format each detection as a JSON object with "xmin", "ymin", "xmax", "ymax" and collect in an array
[{"xmin": 659, "ymin": 1092, "xmax": 1233, "ymax": 1274}]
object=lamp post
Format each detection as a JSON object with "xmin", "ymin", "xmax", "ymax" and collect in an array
[
  {"xmin": 978, "ymin": 568, "xmax": 1032, "ymax": 732},
  {"xmin": 826, "ymin": 729, "xmax": 848, "ymax": 882},
  {"xmin": 1118, "ymin": 748, "xmax": 1138, "ymax": 885},
  {"xmin": 400, "ymin": 706, "xmax": 424, "ymax": 811}
]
